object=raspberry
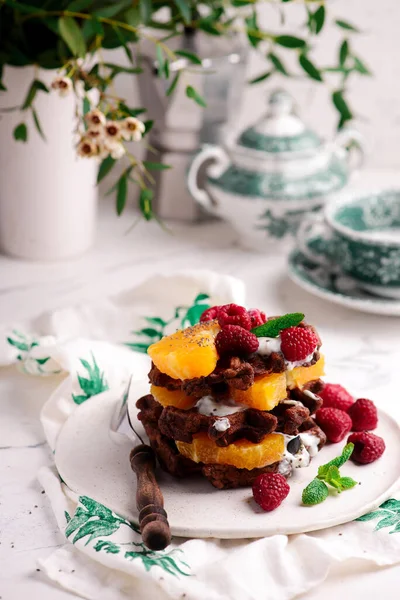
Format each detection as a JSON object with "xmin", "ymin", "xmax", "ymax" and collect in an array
[
  {"xmin": 280, "ymin": 326, "xmax": 319, "ymax": 362},
  {"xmin": 200, "ymin": 306, "xmax": 221, "ymax": 323},
  {"xmin": 348, "ymin": 398, "xmax": 378, "ymax": 431},
  {"xmin": 216, "ymin": 325, "xmax": 259, "ymax": 356},
  {"xmin": 217, "ymin": 304, "xmax": 252, "ymax": 330},
  {"xmin": 252, "ymin": 473, "xmax": 290, "ymax": 511},
  {"xmin": 348, "ymin": 431, "xmax": 385, "ymax": 464},
  {"xmin": 248, "ymin": 309, "xmax": 267, "ymax": 328},
  {"xmin": 319, "ymin": 383, "xmax": 354, "ymax": 412},
  {"xmin": 315, "ymin": 407, "xmax": 352, "ymax": 443}
]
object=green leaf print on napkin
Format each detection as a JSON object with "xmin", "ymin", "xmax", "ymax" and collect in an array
[
  {"xmin": 72, "ymin": 353, "xmax": 109, "ymax": 405},
  {"xmin": 125, "ymin": 292, "xmax": 211, "ymax": 353},
  {"xmin": 65, "ymin": 496, "xmax": 190, "ymax": 577},
  {"xmin": 124, "ymin": 548, "xmax": 190, "ymax": 577},
  {"xmin": 93, "ymin": 540, "xmax": 121, "ymax": 554},
  {"xmin": 65, "ymin": 496, "xmax": 139, "ymax": 544},
  {"xmin": 6, "ymin": 329, "xmax": 60, "ymax": 375},
  {"xmin": 356, "ymin": 499, "xmax": 400, "ymax": 533}
]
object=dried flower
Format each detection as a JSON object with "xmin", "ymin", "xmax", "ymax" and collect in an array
[
  {"xmin": 51, "ymin": 76, "xmax": 72, "ymax": 97},
  {"xmin": 77, "ymin": 137, "xmax": 98, "ymax": 158},
  {"xmin": 86, "ymin": 128, "xmax": 103, "ymax": 140},
  {"xmin": 104, "ymin": 120, "xmax": 122, "ymax": 140},
  {"xmin": 85, "ymin": 109, "xmax": 106, "ymax": 130},
  {"xmin": 121, "ymin": 117, "xmax": 145, "ymax": 141},
  {"xmin": 103, "ymin": 140, "xmax": 126, "ymax": 159}
]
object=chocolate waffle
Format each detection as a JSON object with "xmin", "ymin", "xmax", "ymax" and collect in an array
[
  {"xmin": 149, "ymin": 350, "xmax": 320, "ymax": 399},
  {"xmin": 137, "ymin": 392, "xmax": 326, "ymax": 488},
  {"xmin": 139, "ymin": 307, "xmax": 327, "ymax": 491}
]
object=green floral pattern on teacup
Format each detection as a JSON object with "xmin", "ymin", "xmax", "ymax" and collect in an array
[
  {"xmin": 237, "ymin": 127, "xmax": 321, "ymax": 153},
  {"xmin": 333, "ymin": 236, "xmax": 400, "ymax": 285},
  {"xmin": 335, "ymin": 190, "xmax": 400, "ymax": 232},
  {"xmin": 207, "ymin": 158, "xmax": 347, "ymax": 201},
  {"xmin": 258, "ymin": 205, "xmax": 321, "ymax": 239}
]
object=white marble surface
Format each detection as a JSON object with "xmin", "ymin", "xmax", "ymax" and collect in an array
[{"xmin": 2, "ymin": 171, "xmax": 400, "ymax": 599}]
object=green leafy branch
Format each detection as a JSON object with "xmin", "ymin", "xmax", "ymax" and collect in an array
[
  {"xmin": 125, "ymin": 292, "xmax": 210, "ymax": 353},
  {"xmin": 302, "ymin": 443, "xmax": 358, "ymax": 506},
  {"xmin": 12, "ymin": 79, "xmax": 49, "ymax": 142},
  {"xmin": 1, "ymin": 1, "xmax": 370, "ymax": 218},
  {"xmin": 247, "ymin": 5, "xmax": 370, "ymax": 130},
  {"xmin": 72, "ymin": 353, "xmax": 109, "ymax": 405}
]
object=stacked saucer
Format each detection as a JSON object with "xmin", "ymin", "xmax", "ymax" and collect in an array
[{"xmin": 289, "ymin": 189, "xmax": 400, "ymax": 316}]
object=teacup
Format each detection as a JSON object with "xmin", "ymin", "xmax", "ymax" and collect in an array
[{"xmin": 297, "ymin": 189, "xmax": 400, "ymax": 298}]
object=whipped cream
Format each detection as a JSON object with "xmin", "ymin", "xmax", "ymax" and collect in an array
[
  {"xmin": 213, "ymin": 417, "xmax": 230, "ymax": 432},
  {"xmin": 257, "ymin": 336, "xmax": 282, "ymax": 356},
  {"xmin": 277, "ymin": 432, "xmax": 320, "ymax": 475},
  {"xmin": 299, "ymin": 432, "xmax": 319, "ymax": 457},
  {"xmin": 285, "ymin": 352, "xmax": 316, "ymax": 371},
  {"xmin": 195, "ymin": 395, "xmax": 245, "ymax": 417},
  {"xmin": 281, "ymin": 399, "xmax": 303, "ymax": 407},
  {"xmin": 303, "ymin": 389, "xmax": 319, "ymax": 401},
  {"xmin": 257, "ymin": 335, "xmax": 316, "ymax": 371}
]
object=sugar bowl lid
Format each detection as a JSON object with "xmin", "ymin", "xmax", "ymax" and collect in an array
[{"xmin": 236, "ymin": 89, "xmax": 322, "ymax": 155}]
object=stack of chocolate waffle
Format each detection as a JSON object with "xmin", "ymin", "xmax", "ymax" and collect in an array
[{"xmin": 136, "ymin": 309, "xmax": 327, "ymax": 490}]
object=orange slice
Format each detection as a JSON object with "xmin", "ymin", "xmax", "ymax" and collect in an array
[
  {"xmin": 148, "ymin": 321, "xmax": 220, "ymax": 380},
  {"xmin": 286, "ymin": 355, "xmax": 325, "ymax": 389},
  {"xmin": 150, "ymin": 384, "xmax": 197, "ymax": 410},
  {"xmin": 231, "ymin": 372, "xmax": 287, "ymax": 411},
  {"xmin": 176, "ymin": 432, "xmax": 284, "ymax": 470}
]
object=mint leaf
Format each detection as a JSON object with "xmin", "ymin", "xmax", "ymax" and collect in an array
[
  {"xmin": 251, "ymin": 312, "xmax": 304, "ymax": 338},
  {"xmin": 339, "ymin": 476, "xmax": 358, "ymax": 490},
  {"xmin": 325, "ymin": 465, "xmax": 343, "ymax": 491},
  {"xmin": 325, "ymin": 464, "xmax": 340, "ymax": 482},
  {"xmin": 305, "ymin": 443, "xmax": 357, "ymax": 505},
  {"xmin": 302, "ymin": 478, "xmax": 329, "ymax": 506},
  {"xmin": 317, "ymin": 464, "xmax": 328, "ymax": 480},
  {"xmin": 317, "ymin": 443, "xmax": 354, "ymax": 479},
  {"xmin": 338, "ymin": 442, "xmax": 354, "ymax": 465}
]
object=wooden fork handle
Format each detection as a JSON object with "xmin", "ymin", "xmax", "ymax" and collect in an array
[{"xmin": 129, "ymin": 444, "xmax": 171, "ymax": 551}]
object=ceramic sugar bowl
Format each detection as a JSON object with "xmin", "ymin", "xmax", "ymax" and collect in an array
[{"xmin": 187, "ymin": 90, "xmax": 365, "ymax": 252}]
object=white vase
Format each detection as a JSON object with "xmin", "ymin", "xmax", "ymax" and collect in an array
[{"xmin": 0, "ymin": 66, "xmax": 98, "ymax": 260}]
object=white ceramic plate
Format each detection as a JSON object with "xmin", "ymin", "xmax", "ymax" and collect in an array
[
  {"xmin": 288, "ymin": 247, "xmax": 400, "ymax": 316},
  {"xmin": 55, "ymin": 380, "xmax": 400, "ymax": 539}
]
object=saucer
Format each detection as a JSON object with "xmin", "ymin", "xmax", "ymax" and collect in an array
[{"xmin": 288, "ymin": 244, "xmax": 400, "ymax": 316}]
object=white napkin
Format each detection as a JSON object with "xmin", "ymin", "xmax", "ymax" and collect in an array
[{"xmin": 3, "ymin": 269, "xmax": 400, "ymax": 600}]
